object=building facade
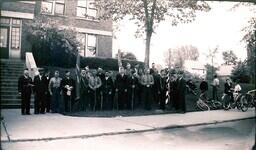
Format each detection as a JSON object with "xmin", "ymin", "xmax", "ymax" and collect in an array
[{"xmin": 0, "ymin": 0, "xmax": 113, "ymax": 59}]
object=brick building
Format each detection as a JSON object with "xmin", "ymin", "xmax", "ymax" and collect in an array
[{"xmin": 0, "ymin": 0, "xmax": 113, "ymax": 59}]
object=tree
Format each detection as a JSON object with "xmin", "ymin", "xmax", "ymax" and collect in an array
[
  {"xmin": 115, "ymin": 51, "xmax": 137, "ymax": 61},
  {"xmin": 205, "ymin": 64, "xmax": 218, "ymax": 80},
  {"xmin": 164, "ymin": 45, "xmax": 199, "ymax": 68},
  {"xmin": 222, "ymin": 50, "xmax": 238, "ymax": 65},
  {"xmin": 231, "ymin": 61, "xmax": 251, "ymax": 83},
  {"xmin": 25, "ymin": 15, "xmax": 79, "ymax": 67},
  {"xmin": 95, "ymin": 0, "xmax": 210, "ymax": 68}
]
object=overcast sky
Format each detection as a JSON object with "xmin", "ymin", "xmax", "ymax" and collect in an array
[{"xmin": 112, "ymin": 2, "xmax": 255, "ymax": 67}]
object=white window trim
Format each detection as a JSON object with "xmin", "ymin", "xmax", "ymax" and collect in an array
[
  {"xmin": 1, "ymin": 11, "xmax": 34, "ymax": 19},
  {"xmin": 19, "ymin": 1, "xmax": 36, "ymax": 4}
]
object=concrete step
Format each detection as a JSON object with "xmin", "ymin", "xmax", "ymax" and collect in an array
[
  {"xmin": 1, "ymin": 90, "xmax": 20, "ymax": 95},
  {"xmin": 1, "ymin": 95, "xmax": 21, "ymax": 99},
  {"xmin": 0, "ymin": 82, "xmax": 18, "ymax": 86},
  {"xmin": 0, "ymin": 104, "xmax": 34, "ymax": 109}
]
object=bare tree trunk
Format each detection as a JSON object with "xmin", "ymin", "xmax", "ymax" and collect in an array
[{"xmin": 144, "ymin": 31, "xmax": 152, "ymax": 68}]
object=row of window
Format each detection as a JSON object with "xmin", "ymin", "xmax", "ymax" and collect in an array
[
  {"xmin": 41, "ymin": 0, "xmax": 97, "ymax": 19},
  {"xmin": 0, "ymin": 17, "xmax": 97, "ymax": 57}
]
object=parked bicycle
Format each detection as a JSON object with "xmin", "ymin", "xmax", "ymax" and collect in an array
[
  {"xmin": 196, "ymin": 92, "xmax": 222, "ymax": 111},
  {"xmin": 243, "ymin": 89, "xmax": 256, "ymax": 108}
]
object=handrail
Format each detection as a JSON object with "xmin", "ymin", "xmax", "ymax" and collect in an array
[{"xmin": 25, "ymin": 52, "xmax": 38, "ymax": 80}]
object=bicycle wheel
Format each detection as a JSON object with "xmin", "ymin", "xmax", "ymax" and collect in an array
[
  {"xmin": 245, "ymin": 94, "xmax": 254, "ymax": 108},
  {"xmin": 239, "ymin": 96, "xmax": 248, "ymax": 112},
  {"xmin": 222, "ymin": 94, "xmax": 230, "ymax": 110},
  {"xmin": 196, "ymin": 100, "xmax": 210, "ymax": 111},
  {"xmin": 213, "ymin": 101, "xmax": 222, "ymax": 109}
]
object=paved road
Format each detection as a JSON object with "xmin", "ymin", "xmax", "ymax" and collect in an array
[{"xmin": 1, "ymin": 118, "xmax": 255, "ymax": 150}]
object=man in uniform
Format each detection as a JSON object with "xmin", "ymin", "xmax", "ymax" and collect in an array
[
  {"xmin": 176, "ymin": 70, "xmax": 186, "ymax": 113},
  {"xmin": 102, "ymin": 71, "xmax": 114, "ymax": 110},
  {"xmin": 141, "ymin": 68, "xmax": 154, "ymax": 110},
  {"xmin": 18, "ymin": 69, "xmax": 33, "ymax": 115},
  {"xmin": 33, "ymin": 68, "xmax": 48, "ymax": 114},
  {"xmin": 60, "ymin": 71, "xmax": 76, "ymax": 112},
  {"xmin": 128, "ymin": 70, "xmax": 139, "ymax": 110},
  {"xmin": 49, "ymin": 70, "xmax": 62, "ymax": 113},
  {"xmin": 88, "ymin": 70, "xmax": 102, "ymax": 111},
  {"xmin": 80, "ymin": 69, "xmax": 89, "ymax": 111},
  {"xmin": 115, "ymin": 67, "xmax": 129, "ymax": 110}
]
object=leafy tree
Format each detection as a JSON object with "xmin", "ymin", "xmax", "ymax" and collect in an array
[
  {"xmin": 164, "ymin": 45, "xmax": 199, "ymax": 68},
  {"xmin": 95, "ymin": 0, "xmax": 210, "ymax": 67},
  {"xmin": 222, "ymin": 50, "xmax": 238, "ymax": 65},
  {"xmin": 115, "ymin": 51, "xmax": 137, "ymax": 61},
  {"xmin": 205, "ymin": 64, "xmax": 218, "ymax": 80},
  {"xmin": 25, "ymin": 15, "xmax": 79, "ymax": 67},
  {"xmin": 231, "ymin": 61, "xmax": 251, "ymax": 83}
]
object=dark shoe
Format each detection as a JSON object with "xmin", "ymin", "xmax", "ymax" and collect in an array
[{"xmin": 26, "ymin": 113, "xmax": 31, "ymax": 115}]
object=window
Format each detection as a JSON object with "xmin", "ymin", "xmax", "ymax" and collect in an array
[
  {"xmin": 76, "ymin": 33, "xmax": 97, "ymax": 57},
  {"xmin": 12, "ymin": 19, "xmax": 21, "ymax": 25},
  {"xmin": 0, "ymin": 18, "xmax": 10, "ymax": 25},
  {"xmin": 0, "ymin": 28, "xmax": 8, "ymax": 48},
  {"xmin": 41, "ymin": 0, "xmax": 65, "ymax": 15},
  {"xmin": 41, "ymin": 1, "xmax": 53, "ymax": 14},
  {"xmin": 87, "ymin": 34, "xmax": 96, "ymax": 57},
  {"xmin": 76, "ymin": 0, "xmax": 97, "ymax": 19},
  {"xmin": 77, "ymin": 33, "xmax": 86, "ymax": 57},
  {"xmin": 11, "ymin": 27, "xmax": 20, "ymax": 49}
]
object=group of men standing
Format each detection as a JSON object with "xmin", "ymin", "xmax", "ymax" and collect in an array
[{"xmin": 18, "ymin": 63, "xmax": 187, "ymax": 115}]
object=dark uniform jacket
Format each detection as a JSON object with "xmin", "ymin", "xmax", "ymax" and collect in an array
[
  {"xmin": 33, "ymin": 75, "xmax": 48, "ymax": 95},
  {"xmin": 115, "ymin": 74, "xmax": 128, "ymax": 91},
  {"xmin": 60, "ymin": 77, "xmax": 76, "ymax": 97},
  {"xmin": 18, "ymin": 75, "xmax": 33, "ymax": 95},
  {"xmin": 102, "ymin": 77, "xmax": 114, "ymax": 94}
]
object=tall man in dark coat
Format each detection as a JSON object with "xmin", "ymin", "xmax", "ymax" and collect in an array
[
  {"xmin": 33, "ymin": 68, "xmax": 48, "ymax": 114},
  {"xmin": 115, "ymin": 67, "xmax": 129, "ymax": 110},
  {"xmin": 128, "ymin": 70, "xmax": 140, "ymax": 110},
  {"xmin": 102, "ymin": 71, "xmax": 114, "ymax": 110},
  {"xmin": 169, "ymin": 71, "xmax": 178, "ymax": 110},
  {"xmin": 60, "ymin": 71, "xmax": 76, "ymax": 112},
  {"xmin": 158, "ymin": 70, "xmax": 168, "ymax": 110},
  {"xmin": 18, "ymin": 69, "xmax": 33, "ymax": 115},
  {"xmin": 176, "ymin": 70, "xmax": 187, "ymax": 113},
  {"xmin": 141, "ymin": 68, "xmax": 154, "ymax": 110}
]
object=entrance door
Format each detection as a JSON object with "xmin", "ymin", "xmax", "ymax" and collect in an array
[
  {"xmin": 9, "ymin": 26, "xmax": 21, "ymax": 59},
  {"xmin": 0, "ymin": 27, "xmax": 9, "ymax": 59}
]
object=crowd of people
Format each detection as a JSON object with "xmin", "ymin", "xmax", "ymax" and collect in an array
[{"xmin": 18, "ymin": 63, "xmax": 188, "ymax": 115}]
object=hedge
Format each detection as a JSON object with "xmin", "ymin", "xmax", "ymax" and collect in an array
[{"xmin": 35, "ymin": 52, "xmax": 145, "ymax": 71}]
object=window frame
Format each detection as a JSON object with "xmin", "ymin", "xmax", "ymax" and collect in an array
[
  {"xmin": 41, "ymin": 0, "xmax": 65, "ymax": 16},
  {"xmin": 76, "ymin": 0, "xmax": 97, "ymax": 19}
]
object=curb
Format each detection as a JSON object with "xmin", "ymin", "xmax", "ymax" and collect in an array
[{"xmin": 1, "ymin": 116, "xmax": 255, "ymax": 143}]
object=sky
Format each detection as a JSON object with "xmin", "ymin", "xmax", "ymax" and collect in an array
[{"xmin": 112, "ymin": 2, "xmax": 255, "ymax": 67}]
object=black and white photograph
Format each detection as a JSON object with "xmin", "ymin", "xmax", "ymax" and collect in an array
[{"xmin": 0, "ymin": 0, "xmax": 255, "ymax": 149}]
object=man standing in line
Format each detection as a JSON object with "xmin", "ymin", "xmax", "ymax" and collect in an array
[
  {"xmin": 44, "ymin": 69, "xmax": 51, "ymax": 113},
  {"xmin": 80, "ymin": 69, "xmax": 89, "ymax": 111},
  {"xmin": 49, "ymin": 70, "xmax": 62, "ymax": 113},
  {"xmin": 128, "ymin": 70, "xmax": 140, "ymax": 110},
  {"xmin": 159, "ymin": 70, "xmax": 168, "ymax": 110},
  {"xmin": 176, "ymin": 70, "xmax": 187, "ymax": 113},
  {"xmin": 141, "ymin": 68, "xmax": 154, "ymax": 110},
  {"xmin": 212, "ymin": 74, "xmax": 220, "ymax": 101},
  {"xmin": 18, "ymin": 69, "xmax": 33, "ymax": 115},
  {"xmin": 60, "ymin": 71, "xmax": 76, "ymax": 112},
  {"xmin": 102, "ymin": 71, "xmax": 114, "ymax": 110},
  {"xmin": 88, "ymin": 70, "xmax": 102, "ymax": 111},
  {"xmin": 33, "ymin": 68, "xmax": 48, "ymax": 114},
  {"xmin": 115, "ymin": 67, "xmax": 129, "ymax": 110}
]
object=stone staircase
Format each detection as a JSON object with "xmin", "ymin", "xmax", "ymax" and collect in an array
[{"xmin": 0, "ymin": 59, "xmax": 34, "ymax": 108}]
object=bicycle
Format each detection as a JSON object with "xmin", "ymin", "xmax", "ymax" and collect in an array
[
  {"xmin": 222, "ymin": 90, "xmax": 247, "ymax": 111},
  {"xmin": 243, "ymin": 89, "xmax": 256, "ymax": 108},
  {"xmin": 196, "ymin": 92, "xmax": 222, "ymax": 111}
]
